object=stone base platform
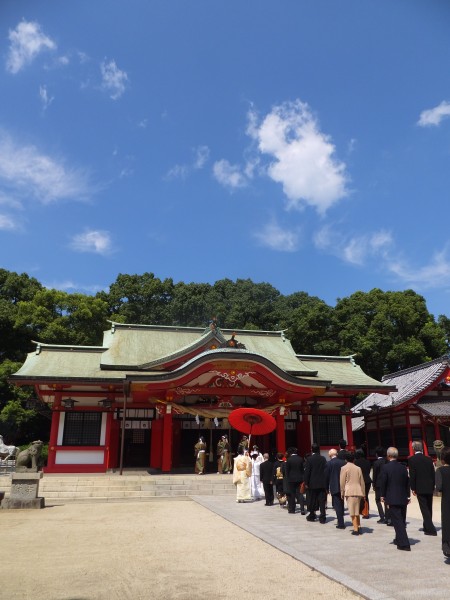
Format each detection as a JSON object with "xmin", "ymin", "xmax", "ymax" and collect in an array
[{"xmin": 1, "ymin": 471, "xmax": 45, "ymax": 509}]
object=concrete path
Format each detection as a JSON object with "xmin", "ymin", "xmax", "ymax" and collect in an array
[{"xmin": 192, "ymin": 493, "xmax": 449, "ymax": 600}]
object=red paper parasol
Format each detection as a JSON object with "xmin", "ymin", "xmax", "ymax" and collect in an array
[{"xmin": 228, "ymin": 408, "xmax": 276, "ymax": 446}]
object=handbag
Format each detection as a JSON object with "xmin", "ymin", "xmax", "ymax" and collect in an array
[
  {"xmin": 299, "ymin": 482, "xmax": 306, "ymax": 494},
  {"xmin": 361, "ymin": 498, "xmax": 369, "ymax": 517}
]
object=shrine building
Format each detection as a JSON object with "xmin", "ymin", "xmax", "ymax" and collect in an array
[
  {"xmin": 10, "ymin": 321, "xmax": 394, "ymax": 473},
  {"xmin": 352, "ymin": 355, "xmax": 450, "ymax": 460}
]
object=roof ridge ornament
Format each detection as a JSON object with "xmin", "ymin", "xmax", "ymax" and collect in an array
[{"xmin": 220, "ymin": 332, "xmax": 246, "ymax": 350}]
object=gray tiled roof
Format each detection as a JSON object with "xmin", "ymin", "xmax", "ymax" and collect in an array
[
  {"xmin": 417, "ymin": 397, "xmax": 450, "ymax": 417},
  {"xmin": 351, "ymin": 356, "xmax": 450, "ymax": 431}
]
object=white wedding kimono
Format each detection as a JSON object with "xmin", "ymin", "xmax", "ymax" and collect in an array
[{"xmin": 250, "ymin": 453, "xmax": 264, "ymax": 500}]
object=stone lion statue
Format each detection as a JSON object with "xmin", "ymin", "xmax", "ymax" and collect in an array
[
  {"xmin": 15, "ymin": 440, "xmax": 44, "ymax": 472},
  {"xmin": 434, "ymin": 440, "xmax": 445, "ymax": 468}
]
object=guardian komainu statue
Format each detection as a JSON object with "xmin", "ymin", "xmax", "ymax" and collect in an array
[{"xmin": 15, "ymin": 440, "xmax": 44, "ymax": 472}]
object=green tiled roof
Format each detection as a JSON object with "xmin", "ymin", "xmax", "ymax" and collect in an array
[
  {"xmin": 297, "ymin": 355, "xmax": 395, "ymax": 390},
  {"xmin": 100, "ymin": 323, "xmax": 317, "ymax": 375},
  {"xmin": 10, "ymin": 323, "xmax": 392, "ymax": 393}
]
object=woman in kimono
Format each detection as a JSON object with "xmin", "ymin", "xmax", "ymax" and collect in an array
[
  {"xmin": 233, "ymin": 448, "xmax": 252, "ymax": 502},
  {"xmin": 194, "ymin": 436, "xmax": 207, "ymax": 474},
  {"xmin": 249, "ymin": 445, "xmax": 264, "ymax": 500},
  {"xmin": 435, "ymin": 447, "xmax": 450, "ymax": 558}
]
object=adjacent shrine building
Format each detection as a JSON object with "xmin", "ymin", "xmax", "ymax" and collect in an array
[
  {"xmin": 352, "ymin": 355, "xmax": 450, "ymax": 459},
  {"xmin": 10, "ymin": 321, "xmax": 394, "ymax": 473}
]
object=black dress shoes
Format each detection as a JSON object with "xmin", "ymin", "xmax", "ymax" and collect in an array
[
  {"xmin": 424, "ymin": 531, "xmax": 437, "ymax": 536},
  {"xmin": 397, "ymin": 545, "xmax": 411, "ymax": 551},
  {"xmin": 336, "ymin": 525, "xmax": 346, "ymax": 529},
  {"xmin": 377, "ymin": 518, "xmax": 386, "ymax": 524},
  {"xmin": 351, "ymin": 530, "xmax": 360, "ymax": 536}
]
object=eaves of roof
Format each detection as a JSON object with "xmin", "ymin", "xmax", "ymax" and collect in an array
[
  {"xmin": 417, "ymin": 397, "xmax": 450, "ymax": 418},
  {"xmin": 352, "ymin": 355, "xmax": 450, "ymax": 415}
]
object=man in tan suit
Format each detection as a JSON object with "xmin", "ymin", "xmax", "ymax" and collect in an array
[{"xmin": 340, "ymin": 452, "xmax": 365, "ymax": 535}]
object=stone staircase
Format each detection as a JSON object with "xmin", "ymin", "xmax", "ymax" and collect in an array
[{"xmin": 0, "ymin": 472, "xmax": 236, "ymax": 504}]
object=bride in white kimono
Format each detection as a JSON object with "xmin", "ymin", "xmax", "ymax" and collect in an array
[
  {"xmin": 233, "ymin": 449, "xmax": 252, "ymax": 502},
  {"xmin": 249, "ymin": 446, "xmax": 264, "ymax": 500}
]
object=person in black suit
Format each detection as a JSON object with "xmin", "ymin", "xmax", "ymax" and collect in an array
[
  {"xmin": 435, "ymin": 447, "xmax": 450, "ymax": 558},
  {"xmin": 285, "ymin": 446, "xmax": 305, "ymax": 514},
  {"xmin": 259, "ymin": 453, "xmax": 275, "ymax": 506},
  {"xmin": 380, "ymin": 446, "xmax": 411, "ymax": 551},
  {"xmin": 372, "ymin": 446, "xmax": 388, "ymax": 523},
  {"xmin": 272, "ymin": 452, "xmax": 285, "ymax": 498},
  {"xmin": 325, "ymin": 448, "xmax": 346, "ymax": 529},
  {"xmin": 408, "ymin": 440, "xmax": 437, "ymax": 536},
  {"xmin": 337, "ymin": 439, "xmax": 349, "ymax": 460},
  {"xmin": 304, "ymin": 442, "xmax": 327, "ymax": 523},
  {"xmin": 355, "ymin": 448, "xmax": 372, "ymax": 518}
]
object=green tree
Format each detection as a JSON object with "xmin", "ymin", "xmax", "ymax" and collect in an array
[
  {"xmin": 169, "ymin": 282, "xmax": 212, "ymax": 326},
  {"xmin": 0, "ymin": 359, "xmax": 49, "ymax": 445},
  {"xmin": 207, "ymin": 279, "xmax": 281, "ymax": 330},
  {"xmin": 99, "ymin": 272, "xmax": 174, "ymax": 324},
  {"xmin": 0, "ymin": 269, "xmax": 43, "ymax": 360},
  {"xmin": 276, "ymin": 292, "xmax": 339, "ymax": 355},
  {"xmin": 14, "ymin": 289, "xmax": 109, "ymax": 346},
  {"xmin": 333, "ymin": 289, "xmax": 447, "ymax": 379}
]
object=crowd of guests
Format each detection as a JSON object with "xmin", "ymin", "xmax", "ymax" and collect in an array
[{"xmin": 232, "ymin": 438, "xmax": 450, "ymax": 559}]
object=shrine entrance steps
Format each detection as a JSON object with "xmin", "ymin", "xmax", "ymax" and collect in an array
[{"xmin": 0, "ymin": 472, "xmax": 236, "ymax": 504}]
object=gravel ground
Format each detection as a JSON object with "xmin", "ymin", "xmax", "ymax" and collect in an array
[{"xmin": 1, "ymin": 499, "xmax": 361, "ymax": 600}]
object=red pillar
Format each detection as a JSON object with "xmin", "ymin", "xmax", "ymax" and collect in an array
[
  {"xmin": 297, "ymin": 410, "xmax": 311, "ymax": 456},
  {"xmin": 275, "ymin": 411, "xmax": 286, "ymax": 454},
  {"xmin": 104, "ymin": 412, "xmax": 113, "ymax": 469},
  {"xmin": 46, "ymin": 409, "xmax": 60, "ymax": 472},
  {"xmin": 161, "ymin": 411, "xmax": 173, "ymax": 472},
  {"xmin": 345, "ymin": 414, "xmax": 354, "ymax": 450}
]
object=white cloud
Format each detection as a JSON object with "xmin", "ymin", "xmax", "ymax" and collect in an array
[
  {"xmin": 70, "ymin": 229, "xmax": 113, "ymax": 255},
  {"xmin": 6, "ymin": 21, "xmax": 56, "ymax": 74},
  {"xmin": 166, "ymin": 146, "xmax": 210, "ymax": 180},
  {"xmin": 418, "ymin": 101, "xmax": 450, "ymax": 127},
  {"xmin": 0, "ymin": 131, "xmax": 92, "ymax": 204},
  {"xmin": 213, "ymin": 159, "xmax": 247, "ymax": 189},
  {"xmin": 194, "ymin": 145, "xmax": 210, "ymax": 169},
  {"xmin": 0, "ymin": 214, "xmax": 18, "ymax": 230},
  {"xmin": 253, "ymin": 222, "xmax": 299, "ymax": 252},
  {"xmin": 166, "ymin": 164, "xmax": 189, "ymax": 180},
  {"xmin": 39, "ymin": 85, "xmax": 54, "ymax": 110},
  {"xmin": 100, "ymin": 59, "xmax": 128, "ymax": 99},
  {"xmin": 387, "ymin": 247, "xmax": 450, "ymax": 288},
  {"xmin": 314, "ymin": 225, "xmax": 392, "ymax": 265},
  {"xmin": 43, "ymin": 280, "xmax": 104, "ymax": 293},
  {"xmin": 248, "ymin": 100, "xmax": 348, "ymax": 213},
  {"xmin": 0, "ymin": 191, "xmax": 23, "ymax": 210}
]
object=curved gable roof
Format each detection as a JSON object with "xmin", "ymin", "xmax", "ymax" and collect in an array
[
  {"xmin": 100, "ymin": 323, "xmax": 318, "ymax": 375},
  {"xmin": 352, "ymin": 355, "xmax": 450, "ymax": 416}
]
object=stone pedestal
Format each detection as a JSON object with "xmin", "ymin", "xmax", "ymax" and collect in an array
[{"xmin": 1, "ymin": 472, "xmax": 45, "ymax": 509}]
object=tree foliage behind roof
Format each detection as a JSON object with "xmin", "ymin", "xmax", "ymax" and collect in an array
[
  {"xmin": 1, "ymin": 269, "xmax": 449, "ymax": 445},
  {"xmin": 1, "ymin": 270, "xmax": 448, "ymax": 381}
]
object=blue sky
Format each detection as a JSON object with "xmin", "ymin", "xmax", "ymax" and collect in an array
[{"xmin": 2, "ymin": 1, "xmax": 450, "ymax": 318}]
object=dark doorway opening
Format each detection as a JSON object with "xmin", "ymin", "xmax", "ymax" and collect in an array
[{"xmin": 123, "ymin": 428, "xmax": 151, "ymax": 467}]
